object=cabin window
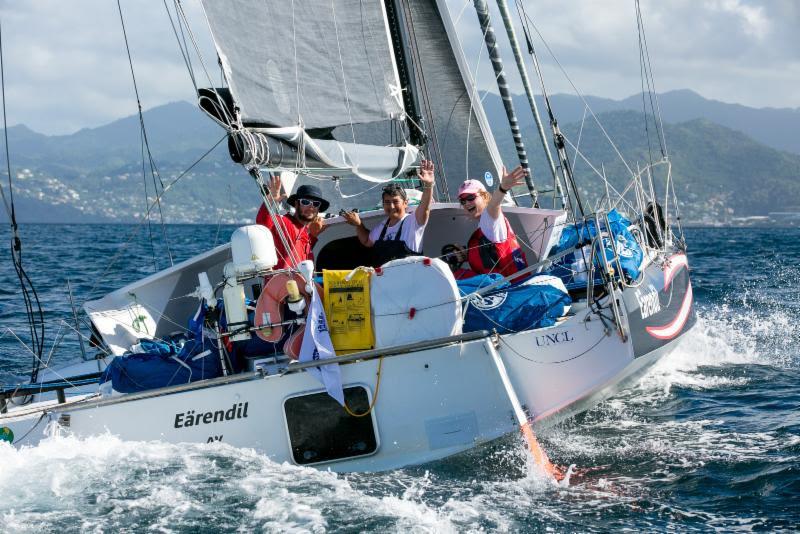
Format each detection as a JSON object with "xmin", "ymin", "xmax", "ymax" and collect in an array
[{"xmin": 283, "ymin": 385, "xmax": 378, "ymax": 465}]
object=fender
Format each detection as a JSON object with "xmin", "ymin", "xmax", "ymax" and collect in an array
[{"xmin": 253, "ymin": 273, "xmax": 319, "ymax": 360}]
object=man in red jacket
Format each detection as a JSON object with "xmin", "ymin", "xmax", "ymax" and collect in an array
[{"xmin": 256, "ymin": 174, "xmax": 329, "ymax": 270}]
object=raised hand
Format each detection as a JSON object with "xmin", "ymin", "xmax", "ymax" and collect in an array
[
  {"xmin": 418, "ymin": 159, "xmax": 435, "ymax": 188},
  {"xmin": 500, "ymin": 165, "xmax": 527, "ymax": 192},
  {"xmin": 266, "ymin": 174, "xmax": 285, "ymax": 202}
]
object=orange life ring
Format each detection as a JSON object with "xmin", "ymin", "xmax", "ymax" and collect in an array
[{"xmin": 253, "ymin": 273, "xmax": 320, "ymax": 360}]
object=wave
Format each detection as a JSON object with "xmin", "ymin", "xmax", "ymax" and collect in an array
[{"xmin": 0, "ymin": 434, "xmax": 513, "ymax": 533}]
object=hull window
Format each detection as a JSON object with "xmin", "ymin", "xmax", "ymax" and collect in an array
[{"xmin": 284, "ymin": 386, "xmax": 378, "ymax": 465}]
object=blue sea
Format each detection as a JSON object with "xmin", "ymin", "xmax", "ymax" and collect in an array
[{"xmin": 0, "ymin": 224, "xmax": 798, "ymax": 532}]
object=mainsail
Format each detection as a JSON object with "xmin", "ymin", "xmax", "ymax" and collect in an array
[
  {"xmin": 200, "ymin": 0, "xmax": 418, "ymax": 183},
  {"xmin": 198, "ymin": 0, "xmax": 505, "ymax": 200},
  {"xmin": 201, "ymin": 0, "xmax": 404, "ymax": 129}
]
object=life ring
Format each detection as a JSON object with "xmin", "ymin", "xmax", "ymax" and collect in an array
[{"xmin": 253, "ymin": 273, "xmax": 319, "ymax": 360}]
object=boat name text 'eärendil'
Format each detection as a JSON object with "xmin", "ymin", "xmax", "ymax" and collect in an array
[
  {"xmin": 174, "ymin": 402, "xmax": 248, "ymax": 429},
  {"xmin": 535, "ymin": 330, "xmax": 574, "ymax": 347}
]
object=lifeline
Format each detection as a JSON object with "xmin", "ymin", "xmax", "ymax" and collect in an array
[{"xmin": 174, "ymin": 402, "xmax": 249, "ymax": 429}]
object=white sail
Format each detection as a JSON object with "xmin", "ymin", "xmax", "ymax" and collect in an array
[
  {"xmin": 393, "ymin": 0, "xmax": 505, "ymax": 196},
  {"xmin": 201, "ymin": 0, "xmax": 405, "ymax": 130}
]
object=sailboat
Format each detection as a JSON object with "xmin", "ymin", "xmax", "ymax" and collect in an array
[{"xmin": 0, "ymin": 0, "xmax": 693, "ymax": 473}]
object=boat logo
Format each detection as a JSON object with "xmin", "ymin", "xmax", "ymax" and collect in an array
[
  {"xmin": 534, "ymin": 330, "xmax": 574, "ymax": 347},
  {"xmin": 0, "ymin": 426, "xmax": 13, "ymax": 444},
  {"xmin": 470, "ymin": 291, "xmax": 507, "ymax": 310},
  {"xmin": 174, "ymin": 402, "xmax": 249, "ymax": 429},
  {"xmin": 613, "ymin": 234, "xmax": 635, "ymax": 258},
  {"xmin": 635, "ymin": 284, "xmax": 661, "ymax": 319},
  {"xmin": 484, "ymin": 171, "xmax": 494, "ymax": 187}
]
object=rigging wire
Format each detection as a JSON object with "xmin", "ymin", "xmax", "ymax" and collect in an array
[
  {"xmin": 511, "ymin": 0, "xmax": 583, "ymax": 218},
  {"xmin": 115, "ymin": 0, "xmax": 174, "ymax": 266},
  {"xmin": 175, "ymin": 0, "xmax": 236, "ymax": 127},
  {"xmin": 637, "ymin": 22, "xmax": 655, "ymax": 168},
  {"xmin": 82, "ymin": 134, "xmax": 227, "ymax": 303},
  {"xmin": 0, "ymin": 21, "xmax": 46, "ymax": 384},
  {"xmin": 163, "ymin": 0, "xmax": 198, "ymax": 92},
  {"xmin": 139, "ymin": 116, "xmax": 158, "ymax": 271},
  {"xmin": 635, "ymin": 0, "xmax": 667, "ymax": 159},
  {"xmin": 514, "ymin": 0, "xmax": 636, "ymax": 181}
]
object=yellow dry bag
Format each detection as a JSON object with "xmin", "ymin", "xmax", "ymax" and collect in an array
[{"xmin": 322, "ymin": 269, "xmax": 374, "ymax": 352}]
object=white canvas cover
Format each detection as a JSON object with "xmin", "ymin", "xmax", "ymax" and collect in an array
[{"xmin": 370, "ymin": 256, "xmax": 462, "ymax": 348}]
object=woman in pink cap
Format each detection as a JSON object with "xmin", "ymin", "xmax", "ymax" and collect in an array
[{"xmin": 458, "ymin": 165, "xmax": 529, "ymax": 278}]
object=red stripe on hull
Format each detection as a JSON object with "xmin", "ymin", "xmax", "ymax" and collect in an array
[{"xmin": 646, "ymin": 283, "xmax": 693, "ymax": 340}]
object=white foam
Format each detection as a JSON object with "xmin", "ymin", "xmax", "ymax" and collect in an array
[
  {"xmin": 0, "ymin": 434, "xmax": 498, "ymax": 532},
  {"xmin": 630, "ymin": 302, "xmax": 799, "ymax": 397}
]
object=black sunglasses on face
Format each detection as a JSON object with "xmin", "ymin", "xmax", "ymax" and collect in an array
[
  {"xmin": 459, "ymin": 194, "xmax": 477, "ymax": 205},
  {"xmin": 298, "ymin": 198, "xmax": 321, "ymax": 208}
]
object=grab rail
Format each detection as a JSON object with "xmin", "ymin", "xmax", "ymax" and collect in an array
[{"xmin": 7, "ymin": 331, "xmax": 492, "ymax": 417}]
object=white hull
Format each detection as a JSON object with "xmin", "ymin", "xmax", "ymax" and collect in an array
[
  {"xmin": 1, "ymin": 303, "xmax": 690, "ymax": 473},
  {"xmin": 2, "ymin": 335, "xmax": 520, "ymax": 472}
]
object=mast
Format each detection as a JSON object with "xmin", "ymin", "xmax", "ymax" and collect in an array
[
  {"xmin": 472, "ymin": 0, "xmax": 538, "ymax": 207},
  {"xmin": 384, "ymin": 0, "xmax": 426, "ymax": 147},
  {"xmin": 493, "ymin": 0, "xmax": 565, "ymax": 209}
]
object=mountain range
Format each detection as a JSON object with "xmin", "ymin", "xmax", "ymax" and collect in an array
[
  {"xmin": 1, "ymin": 90, "xmax": 798, "ymax": 224},
  {"xmin": 484, "ymin": 89, "xmax": 800, "ymax": 156}
]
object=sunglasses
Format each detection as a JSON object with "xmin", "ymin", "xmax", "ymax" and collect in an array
[
  {"xmin": 298, "ymin": 198, "xmax": 321, "ymax": 208},
  {"xmin": 458, "ymin": 194, "xmax": 477, "ymax": 205}
]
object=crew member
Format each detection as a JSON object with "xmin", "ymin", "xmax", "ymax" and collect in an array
[
  {"xmin": 458, "ymin": 166, "xmax": 528, "ymax": 278},
  {"xmin": 256, "ymin": 175, "xmax": 329, "ymax": 270},
  {"xmin": 342, "ymin": 159, "xmax": 435, "ymax": 266}
]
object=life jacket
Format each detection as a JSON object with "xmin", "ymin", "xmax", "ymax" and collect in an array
[
  {"xmin": 467, "ymin": 216, "xmax": 528, "ymax": 278},
  {"xmin": 253, "ymin": 272, "xmax": 317, "ymax": 360},
  {"xmin": 373, "ymin": 216, "xmax": 418, "ymax": 266},
  {"xmin": 453, "ymin": 267, "xmax": 477, "ymax": 280}
]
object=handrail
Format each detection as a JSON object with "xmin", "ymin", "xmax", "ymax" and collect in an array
[
  {"xmin": 282, "ymin": 330, "xmax": 491, "ymax": 373},
  {"xmin": 5, "ymin": 331, "xmax": 492, "ymax": 417}
]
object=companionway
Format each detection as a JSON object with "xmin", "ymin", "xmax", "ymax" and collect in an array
[{"xmin": 174, "ymin": 402, "xmax": 249, "ymax": 429}]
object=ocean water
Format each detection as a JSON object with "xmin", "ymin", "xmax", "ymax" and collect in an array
[{"xmin": 0, "ymin": 224, "xmax": 798, "ymax": 532}]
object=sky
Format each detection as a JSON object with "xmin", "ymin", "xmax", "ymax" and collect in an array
[{"xmin": 0, "ymin": 0, "xmax": 796, "ymax": 136}]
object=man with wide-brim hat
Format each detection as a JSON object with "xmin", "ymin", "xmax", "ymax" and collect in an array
[{"xmin": 256, "ymin": 175, "xmax": 330, "ymax": 270}]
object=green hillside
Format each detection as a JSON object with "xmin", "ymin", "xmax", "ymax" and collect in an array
[
  {"xmin": 2, "ymin": 101, "xmax": 799, "ymax": 224},
  {"xmin": 494, "ymin": 110, "xmax": 800, "ymax": 221}
]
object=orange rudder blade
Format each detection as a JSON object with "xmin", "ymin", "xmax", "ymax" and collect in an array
[{"xmin": 520, "ymin": 421, "xmax": 561, "ymax": 480}]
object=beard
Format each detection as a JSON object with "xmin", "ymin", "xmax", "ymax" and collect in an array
[{"xmin": 294, "ymin": 206, "xmax": 317, "ymax": 223}]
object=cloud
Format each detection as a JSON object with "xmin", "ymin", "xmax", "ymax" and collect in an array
[
  {"xmin": 0, "ymin": 0, "xmax": 795, "ymax": 135},
  {"xmin": 0, "ymin": 0, "xmax": 215, "ymax": 134},
  {"xmin": 446, "ymin": 0, "xmax": 799, "ymax": 110}
]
